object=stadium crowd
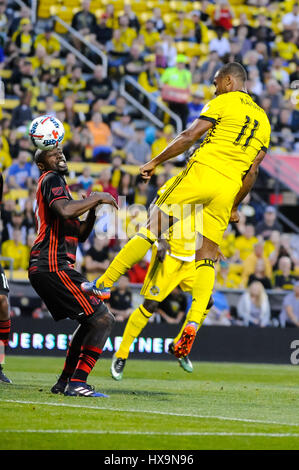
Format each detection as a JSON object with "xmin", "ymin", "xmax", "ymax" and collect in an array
[{"xmin": 0, "ymin": 0, "xmax": 299, "ymax": 327}]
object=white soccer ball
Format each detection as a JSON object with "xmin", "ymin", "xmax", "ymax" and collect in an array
[{"xmin": 29, "ymin": 115, "xmax": 65, "ymax": 150}]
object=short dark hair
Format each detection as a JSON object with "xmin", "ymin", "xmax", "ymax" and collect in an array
[
  {"xmin": 218, "ymin": 62, "xmax": 247, "ymax": 82},
  {"xmin": 34, "ymin": 148, "xmax": 48, "ymax": 165}
]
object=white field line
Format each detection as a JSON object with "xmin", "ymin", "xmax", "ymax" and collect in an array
[
  {"xmin": 1, "ymin": 429, "xmax": 299, "ymax": 438},
  {"xmin": 1, "ymin": 398, "xmax": 299, "ymax": 429}
]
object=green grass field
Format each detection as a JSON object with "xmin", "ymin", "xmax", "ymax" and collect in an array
[{"xmin": 0, "ymin": 355, "xmax": 299, "ymax": 450}]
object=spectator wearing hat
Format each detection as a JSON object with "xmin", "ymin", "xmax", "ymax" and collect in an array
[
  {"xmin": 34, "ymin": 24, "xmax": 60, "ymax": 57},
  {"xmin": 256, "ymin": 206, "xmax": 283, "ymax": 240},
  {"xmin": 160, "ymin": 54, "xmax": 192, "ymax": 129},
  {"xmin": 187, "ymin": 90, "xmax": 205, "ymax": 127},
  {"xmin": 279, "ymin": 281, "xmax": 299, "ymax": 327},
  {"xmin": 12, "ymin": 18, "xmax": 34, "ymax": 56},
  {"xmin": 95, "ymin": 13, "xmax": 113, "ymax": 47}
]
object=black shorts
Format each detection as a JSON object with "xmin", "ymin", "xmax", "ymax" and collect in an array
[
  {"xmin": 29, "ymin": 268, "xmax": 101, "ymax": 322},
  {"xmin": 0, "ymin": 264, "xmax": 9, "ymax": 296}
]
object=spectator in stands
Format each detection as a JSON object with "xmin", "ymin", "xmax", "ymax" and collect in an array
[
  {"xmin": 111, "ymin": 112, "xmax": 135, "ymax": 150},
  {"xmin": 248, "ymin": 259, "xmax": 272, "ymax": 289},
  {"xmin": 158, "ymin": 286, "xmax": 187, "ymax": 324},
  {"xmin": 58, "ymin": 64, "xmax": 86, "ymax": 100},
  {"xmin": 189, "ymin": 11, "xmax": 208, "ymax": 44},
  {"xmin": 13, "ymin": 18, "xmax": 34, "ymax": 56},
  {"xmin": 71, "ymin": 0, "xmax": 97, "ymax": 46},
  {"xmin": 97, "ymin": 168, "xmax": 118, "ymax": 201},
  {"xmin": 106, "ymin": 28, "xmax": 130, "ymax": 71},
  {"xmin": 128, "ymin": 257, "xmax": 149, "ymax": 284},
  {"xmin": 6, "ymin": 151, "xmax": 38, "ymax": 190},
  {"xmin": 32, "ymin": 301, "xmax": 51, "ymax": 319},
  {"xmin": 138, "ymin": 54, "xmax": 160, "ymax": 113},
  {"xmin": 2, "ymin": 208, "xmax": 28, "ymax": 245},
  {"xmin": 22, "ymin": 198, "xmax": 35, "ymax": 232},
  {"xmin": 11, "ymin": 59, "xmax": 37, "ymax": 99},
  {"xmin": 84, "ymin": 236, "xmax": 110, "ymax": 279},
  {"xmin": 235, "ymin": 26, "xmax": 252, "ymax": 56},
  {"xmin": 62, "ymin": 132, "xmax": 88, "ymax": 162},
  {"xmin": 271, "ymin": 57, "xmax": 290, "ymax": 87},
  {"xmin": 151, "ymin": 124, "xmax": 176, "ymax": 159},
  {"xmin": 235, "ymin": 224, "xmax": 258, "ymax": 262},
  {"xmin": 34, "ymin": 24, "xmax": 60, "ymax": 57},
  {"xmin": 117, "ymin": 172, "xmax": 135, "ymax": 206},
  {"xmin": 0, "ymin": 135, "xmax": 12, "ymax": 171},
  {"xmin": 87, "ymin": 111, "xmax": 112, "ymax": 153},
  {"xmin": 237, "ymin": 281, "xmax": 271, "ymax": 327},
  {"xmin": 123, "ymin": 4, "xmax": 140, "ymax": 33},
  {"xmin": 10, "ymin": 91, "xmax": 33, "ymax": 128},
  {"xmin": 160, "ymin": 54, "xmax": 191, "ymax": 129},
  {"xmin": 118, "ymin": 13, "xmax": 137, "ymax": 49},
  {"xmin": 86, "ymin": 65, "xmax": 116, "ymax": 105},
  {"xmin": 260, "ymin": 79, "xmax": 284, "ymax": 116},
  {"xmin": 139, "ymin": 19, "xmax": 160, "ymax": 52},
  {"xmin": 204, "ymin": 289, "xmax": 232, "ymax": 326},
  {"xmin": 201, "ymin": 51, "xmax": 222, "ymax": 84},
  {"xmin": 251, "ymin": 14, "xmax": 275, "ymax": 48},
  {"xmin": 270, "ymin": 233, "xmax": 298, "ymax": 271},
  {"xmin": 213, "ymin": 0, "xmax": 234, "ymax": 31},
  {"xmin": 123, "ymin": 43, "xmax": 145, "ymax": 79},
  {"xmin": 216, "ymin": 260, "xmax": 242, "ymax": 289},
  {"xmin": 108, "ymin": 274, "xmax": 133, "ymax": 322},
  {"xmin": 256, "ymin": 206, "xmax": 283, "ymax": 240},
  {"xmin": 95, "ymin": 13, "xmax": 113, "ymax": 48},
  {"xmin": 171, "ymin": 10, "xmax": 191, "ymax": 42},
  {"xmin": 1, "ymin": 228, "xmax": 29, "ymax": 270},
  {"xmin": 187, "ymin": 90, "xmax": 205, "ymax": 127},
  {"xmin": 282, "ymin": 4, "xmax": 299, "ymax": 30},
  {"xmin": 106, "ymin": 96, "xmax": 130, "ymax": 124},
  {"xmin": 274, "ymin": 30, "xmax": 297, "ymax": 62},
  {"xmin": 209, "ymin": 26, "xmax": 231, "ymax": 58},
  {"xmin": 77, "ymin": 166, "xmax": 93, "ymax": 192},
  {"xmin": 242, "ymin": 241, "xmax": 272, "ymax": 286},
  {"xmin": 274, "ymin": 256, "xmax": 298, "ymax": 290},
  {"xmin": 125, "ymin": 127, "xmax": 151, "ymax": 165},
  {"xmin": 279, "ymin": 281, "xmax": 299, "ymax": 328},
  {"xmin": 8, "ymin": 5, "xmax": 30, "ymax": 38},
  {"xmin": 151, "ymin": 7, "xmax": 166, "ymax": 34}
]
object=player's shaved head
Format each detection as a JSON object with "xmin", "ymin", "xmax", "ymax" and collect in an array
[
  {"xmin": 217, "ymin": 62, "xmax": 247, "ymax": 83},
  {"xmin": 34, "ymin": 148, "xmax": 48, "ymax": 165}
]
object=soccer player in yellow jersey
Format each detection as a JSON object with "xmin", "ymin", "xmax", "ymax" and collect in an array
[
  {"xmin": 82, "ymin": 62, "xmax": 271, "ymax": 358},
  {"xmin": 110, "ymin": 213, "xmax": 214, "ymax": 380}
]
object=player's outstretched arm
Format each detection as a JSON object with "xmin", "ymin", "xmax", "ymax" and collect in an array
[
  {"xmin": 140, "ymin": 119, "xmax": 213, "ymax": 181},
  {"xmin": 52, "ymin": 192, "xmax": 118, "ymax": 220},
  {"xmin": 230, "ymin": 149, "xmax": 266, "ymax": 223}
]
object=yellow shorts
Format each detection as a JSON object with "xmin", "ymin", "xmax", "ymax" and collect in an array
[
  {"xmin": 141, "ymin": 245, "xmax": 195, "ymax": 302},
  {"xmin": 156, "ymin": 161, "xmax": 241, "ymax": 245}
]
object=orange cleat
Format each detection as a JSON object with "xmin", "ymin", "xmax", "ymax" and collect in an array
[{"xmin": 173, "ymin": 323, "xmax": 197, "ymax": 358}]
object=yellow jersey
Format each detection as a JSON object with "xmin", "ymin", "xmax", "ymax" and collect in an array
[{"xmin": 192, "ymin": 91, "xmax": 271, "ymax": 184}]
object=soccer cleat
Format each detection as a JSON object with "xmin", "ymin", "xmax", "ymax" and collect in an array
[
  {"xmin": 51, "ymin": 378, "xmax": 68, "ymax": 394},
  {"xmin": 64, "ymin": 381, "xmax": 109, "ymax": 397},
  {"xmin": 110, "ymin": 354, "xmax": 126, "ymax": 381},
  {"xmin": 0, "ymin": 367, "xmax": 12, "ymax": 384},
  {"xmin": 168, "ymin": 342, "xmax": 193, "ymax": 373},
  {"xmin": 172, "ymin": 322, "xmax": 197, "ymax": 358},
  {"xmin": 81, "ymin": 281, "xmax": 111, "ymax": 300}
]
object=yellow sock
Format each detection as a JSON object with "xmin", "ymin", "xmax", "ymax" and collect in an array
[
  {"xmin": 96, "ymin": 227, "xmax": 157, "ymax": 288},
  {"xmin": 187, "ymin": 259, "xmax": 215, "ymax": 324},
  {"xmin": 116, "ymin": 305, "xmax": 152, "ymax": 359}
]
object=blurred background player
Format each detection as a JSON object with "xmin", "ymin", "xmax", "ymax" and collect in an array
[
  {"xmin": 29, "ymin": 147, "xmax": 118, "ymax": 397},
  {"xmin": 0, "ymin": 172, "xmax": 11, "ymax": 383},
  {"xmin": 111, "ymin": 221, "xmax": 215, "ymax": 380}
]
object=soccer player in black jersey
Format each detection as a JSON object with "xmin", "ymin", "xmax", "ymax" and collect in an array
[
  {"xmin": 29, "ymin": 147, "xmax": 118, "ymax": 397},
  {"xmin": 0, "ymin": 173, "xmax": 12, "ymax": 383}
]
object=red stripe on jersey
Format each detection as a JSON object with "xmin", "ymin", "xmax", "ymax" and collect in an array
[
  {"xmin": 66, "ymin": 253, "xmax": 76, "ymax": 260},
  {"xmin": 34, "ymin": 171, "xmax": 53, "ymax": 246},
  {"xmin": 54, "ymin": 219, "xmax": 59, "ymax": 272},
  {"xmin": 59, "ymin": 270, "xmax": 94, "ymax": 315},
  {"xmin": 49, "ymin": 196, "xmax": 68, "ymax": 207}
]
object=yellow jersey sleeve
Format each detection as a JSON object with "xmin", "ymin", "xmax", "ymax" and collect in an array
[{"xmin": 199, "ymin": 94, "xmax": 227, "ymax": 124}]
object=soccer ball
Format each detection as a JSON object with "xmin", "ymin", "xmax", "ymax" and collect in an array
[{"xmin": 29, "ymin": 115, "xmax": 65, "ymax": 150}]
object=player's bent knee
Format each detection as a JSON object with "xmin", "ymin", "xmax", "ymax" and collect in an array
[{"xmin": 85, "ymin": 303, "xmax": 115, "ymax": 329}]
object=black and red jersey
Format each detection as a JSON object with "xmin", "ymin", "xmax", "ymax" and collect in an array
[{"xmin": 29, "ymin": 171, "xmax": 80, "ymax": 273}]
